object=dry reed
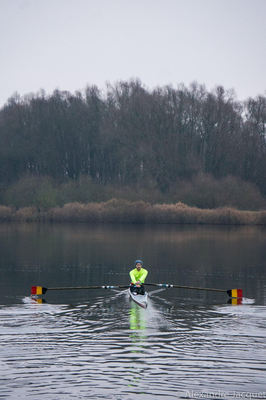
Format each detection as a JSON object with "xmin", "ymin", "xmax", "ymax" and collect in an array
[
  {"xmin": 0, "ymin": 205, "xmax": 13, "ymax": 221},
  {"xmin": 0, "ymin": 200, "xmax": 266, "ymax": 225},
  {"xmin": 15, "ymin": 207, "xmax": 40, "ymax": 222}
]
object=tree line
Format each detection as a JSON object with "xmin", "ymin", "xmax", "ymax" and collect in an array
[{"xmin": 0, "ymin": 80, "xmax": 265, "ymax": 207}]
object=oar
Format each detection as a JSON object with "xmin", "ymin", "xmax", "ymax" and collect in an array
[
  {"xmin": 31, "ymin": 285, "xmax": 129, "ymax": 296},
  {"xmin": 144, "ymin": 283, "xmax": 243, "ymax": 298}
]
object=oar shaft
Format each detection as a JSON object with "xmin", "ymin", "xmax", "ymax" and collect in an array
[
  {"xmin": 173, "ymin": 285, "xmax": 226, "ymax": 293},
  {"xmin": 48, "ymin": 286, "xmax": 104, "ymax": 291},
  {"xmin": 145, "ymin": 283, "xmax": 227, "ymax": 293},
  {"xmin": 47, "ymin": 285, "xmax": 128, "ymax": 291},
  {"xmin": 31, "ymin": 285, "xmax": 129, "ymax": 295}
]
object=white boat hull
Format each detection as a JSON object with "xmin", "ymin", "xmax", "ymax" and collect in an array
[{"xmin": 128, "ymin": 289, "xmax": 148, "ymax": 308}]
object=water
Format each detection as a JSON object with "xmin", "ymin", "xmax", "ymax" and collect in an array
[{"xmin": 0, "ymin": 223, "xmax": 266, "ymax": 399}]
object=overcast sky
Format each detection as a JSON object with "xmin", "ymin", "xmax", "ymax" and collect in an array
[{"xmin": 0, "ymin": 0, "xmax": 265, "ymax": 107}]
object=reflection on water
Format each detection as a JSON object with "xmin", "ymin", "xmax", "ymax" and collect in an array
[
  {"xmin": 1, "ymin": 294, "xmax": 265, "ymax": 399},
  {"xmin": 129, "ymin": 302, "xmax": 147, "ymax": 331},
  {"xmin": 0, "ymin": 223, "xmax": 266, "ymax": 399},
  {"xmin": 0, "ymin": 292, "xmax": 266, "ymax": 399}
]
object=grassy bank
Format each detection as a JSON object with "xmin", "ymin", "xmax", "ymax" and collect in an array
[{"xmin": 1, "ymin": 199, "xmax": 266, "ymax": 225}]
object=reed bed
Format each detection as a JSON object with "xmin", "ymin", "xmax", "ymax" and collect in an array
[
  {"xmin": 0, "ymin": 205, "xmax": 13, "ymax": 221},
  {"xmin": 0, "ymin": 200, "xmax": 266, "ymax": 225}
]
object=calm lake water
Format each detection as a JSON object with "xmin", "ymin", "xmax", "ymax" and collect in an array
[{"xmin": 0, "ymin": 222, "xmax": 265, "ymax": 399}]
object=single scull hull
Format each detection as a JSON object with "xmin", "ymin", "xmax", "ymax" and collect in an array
[{"xmin": 128, "ymin": 289, "xmax": 148, "ymax": 308}]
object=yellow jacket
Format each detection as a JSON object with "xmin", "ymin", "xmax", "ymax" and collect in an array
[{"xmin": 130, "ymin": 268, "xmax": 148, "ymax": 284}]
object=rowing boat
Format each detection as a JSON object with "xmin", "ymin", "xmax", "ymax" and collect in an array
[{"xmin": 128, "ymin": 289, "xmax": 148, "ymax": 308}]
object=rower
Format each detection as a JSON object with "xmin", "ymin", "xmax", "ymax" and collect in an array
[{"xmin": 129, "ymin": 260, "xmax": 148, "ymax": 295}]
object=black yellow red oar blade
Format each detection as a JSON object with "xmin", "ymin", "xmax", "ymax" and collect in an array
[
  {"xmin": 227, "ymin": 289, "xmax": 243, "ymax": 298},
  {"xmin": 227, "ymin": 289, "xmax": 243, "ymax": 304},
  {"xmin": 31, "ymin": 286, "xmax": 48, "ymax": 295}
]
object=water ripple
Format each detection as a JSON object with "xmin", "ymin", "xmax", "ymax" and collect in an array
[{"xmin": 0, "ymin": 297, "xmax": 265, "ymax": 399}]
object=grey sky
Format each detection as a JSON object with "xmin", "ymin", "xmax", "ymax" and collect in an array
[{"xmin": 0, "ymin": 0, "xmax": 265, "ymax": 107}]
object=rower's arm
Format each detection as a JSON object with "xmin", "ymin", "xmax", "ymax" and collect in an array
[
  {"xmin": 130, "ymin": 269, "xmax": 137, "ymax": 284},
  {"xmin": 139, "ymin": 269, "xmax": 148, "ymax": 283}
]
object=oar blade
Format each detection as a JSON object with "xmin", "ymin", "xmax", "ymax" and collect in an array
[
  {"xmin": 227, "ymin": 289, "xmax": 243, "ymax": 305},
  {"xmin": 31, "ymin": 286, "xmax": 47, "ymax": 295},
  {"xmin": 227, "ymin": 289, "xmax": 243, "ymax": 298}
]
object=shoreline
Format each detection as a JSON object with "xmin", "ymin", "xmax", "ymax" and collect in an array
[{"xmin": 1, "ymin": 199, "xmax": 266, "ymax": 225}]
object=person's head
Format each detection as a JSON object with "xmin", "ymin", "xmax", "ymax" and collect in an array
[{"xmin": 135, "ymin": 259, "xmax": 143, "ymax": 271}]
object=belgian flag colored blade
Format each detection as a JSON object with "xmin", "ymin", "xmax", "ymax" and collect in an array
[
  {"xmin": 227, "ymin": 289, "xmax": 243, "ymax": 298},
  {"xmin": 31, "ymin": 286, "xmax": 47, "ymax": 295}
]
